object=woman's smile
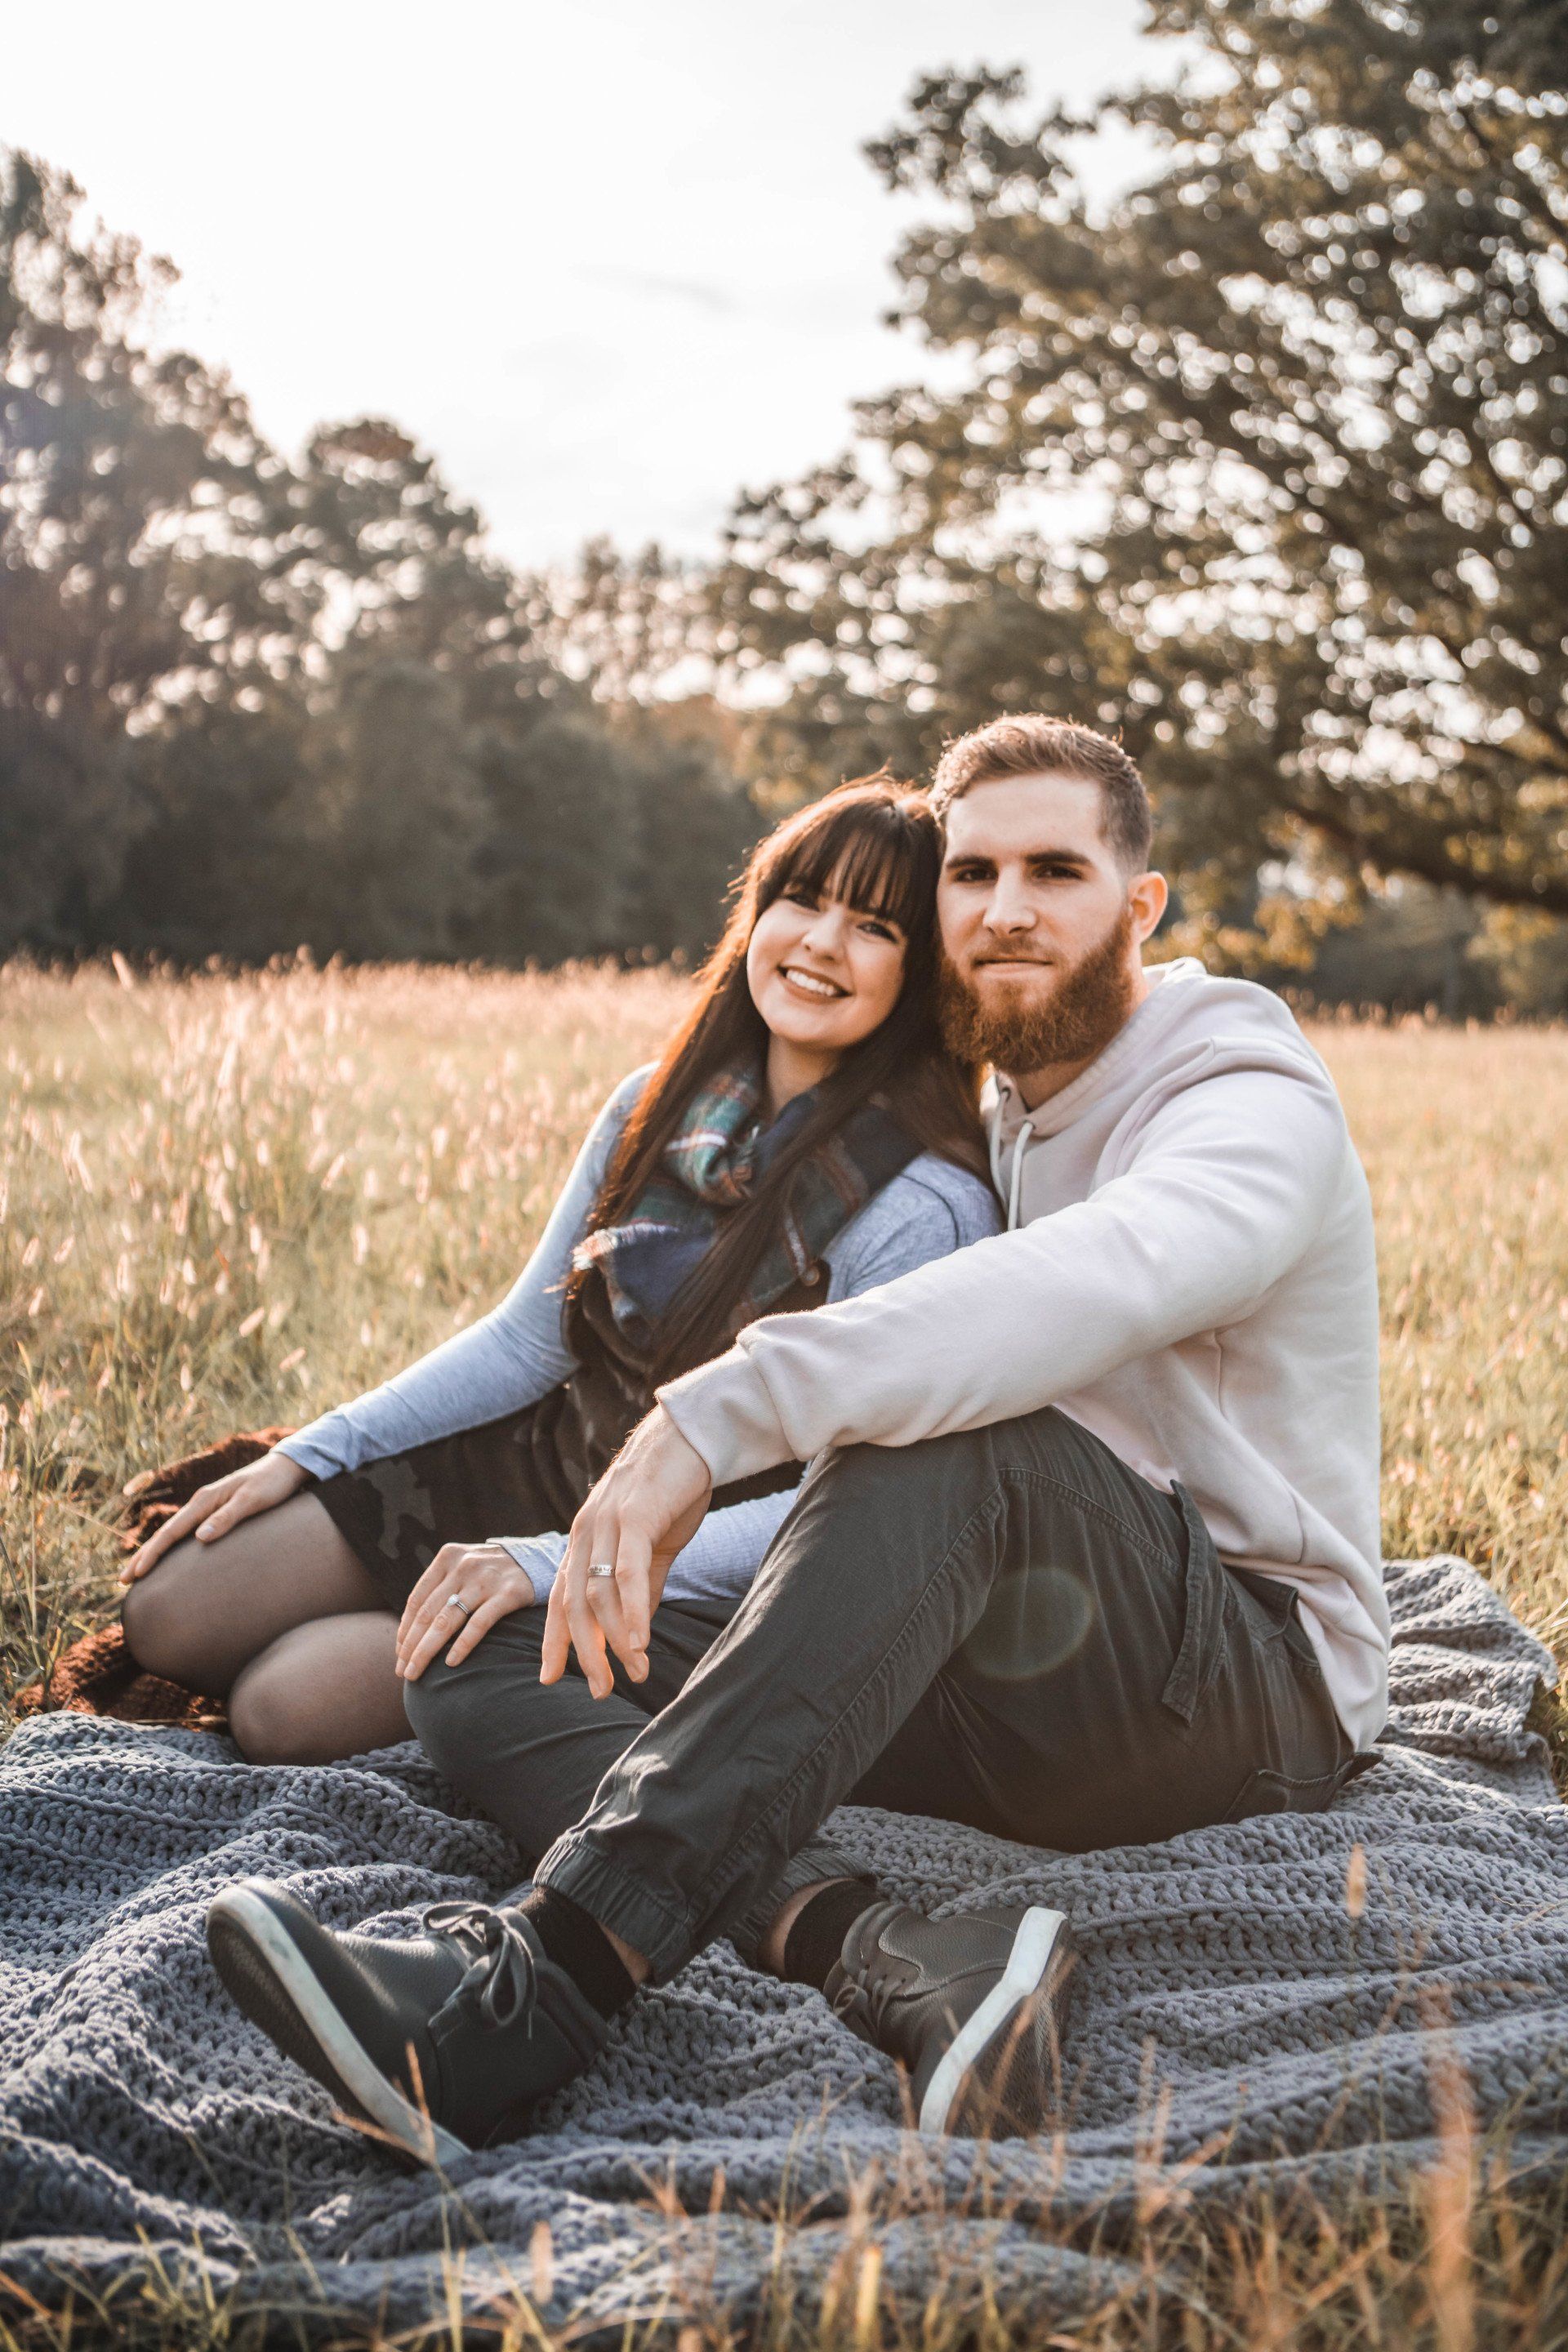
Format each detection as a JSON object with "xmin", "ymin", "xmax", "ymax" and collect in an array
[{"xmin": 778, "ymin": 963, "xmax": 849, "ymax": 1002}]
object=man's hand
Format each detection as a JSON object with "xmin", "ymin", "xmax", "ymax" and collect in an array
[{"xmin": 542, "ymin": 1408, "xmax": 713, "ymax": 1699}]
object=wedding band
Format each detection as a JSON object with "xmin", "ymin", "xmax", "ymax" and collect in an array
[
  {"xmin": 588, "ymin": 1562, "xmax": 617, "ymax": 1580},
  {"xmin": 443, "ymin": 1594, "xmax": 472, "ymax": 1616}
]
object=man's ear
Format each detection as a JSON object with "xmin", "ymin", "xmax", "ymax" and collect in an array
[{"xmin": 1129, "ymin": 869, "xmax": 1169, "ymax": 946}]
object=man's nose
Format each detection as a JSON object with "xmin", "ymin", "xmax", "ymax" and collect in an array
[{"xmin": 982, "ymin": 878, "xmax": 1037, "ymax": 936}]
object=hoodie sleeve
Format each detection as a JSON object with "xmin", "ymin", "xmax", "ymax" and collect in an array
[{"xmin": 657, "ymin": 1062, "xmax": 1350, "ymax": 1482}]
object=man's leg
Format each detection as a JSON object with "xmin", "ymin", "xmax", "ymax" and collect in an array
[
  {"xmin": 399, "ymin": 1597, "xmax": 871, "ymax": 1993},
  {"xmin": 751, "ymin": 1413, "xmax": 1352, "ymax": 1997},
  {"xmin": 398, "ymin": 1600, "xmax": 857, "ymax": 1876},
  {"xmin": 838, "ymin": 1423, "xmax": 1352, "ymax": 1858},
  {"xmin": 203, "ymin": 1592, "xmax": 872, "ymax": 2162},
  {"xmin": 203, "ymin": 1597, "xmax": 745, "ymax": 2166},
  {"xmin": 528, "ymin": 1408, "xmax": 1351, "ymax": 1976}
]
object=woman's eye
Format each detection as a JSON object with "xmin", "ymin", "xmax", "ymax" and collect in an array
[{"xmin": 860, "ymin": 917, "xmax": 898, "ymax": 942}]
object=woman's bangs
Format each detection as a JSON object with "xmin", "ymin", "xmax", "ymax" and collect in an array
[{"xmin": 777, "ymin": 808, "xmax": 929, "ymax": 937}]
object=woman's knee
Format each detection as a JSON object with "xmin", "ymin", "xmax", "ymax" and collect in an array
[
  {"xmin": 120, "ymin": 1496, "xmax": 379, "ymax": 1695},
  {"xmin": 120, "ymin": 1544, "xmax": 203, "ymax": 1682},
  {"xmin": 226, "ymin": 1653, "xmax": 312, "ymax": 1765}
]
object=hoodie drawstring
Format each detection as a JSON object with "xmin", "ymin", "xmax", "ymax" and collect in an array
[
  {"xmin": 987, "ymin": 1102, "xmax": 1007, "ymax": 1199},
  {"xmin": 1005, "ymin": 1119, "xmax": 1036, "ymax": 1232}
]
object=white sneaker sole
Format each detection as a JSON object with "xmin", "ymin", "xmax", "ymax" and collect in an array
[
  {"xmin": 207, "ymin": 1885, "xmax": 470, "ymax": 2170},
  {"xmin": 916, "ymin": 1904, "xmax": 1072, "ymax": 2136}
]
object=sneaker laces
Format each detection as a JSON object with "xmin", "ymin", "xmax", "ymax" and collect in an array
[{"xmin": 421, "ymin": 1901, "xmax": 539, "ymax": 2034}]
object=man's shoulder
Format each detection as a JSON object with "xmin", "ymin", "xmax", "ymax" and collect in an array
[
  {"xmin": 1144, "ymin": 956, "xmax": 1298, "ymax": 1031},
  {"xmin": 1141, "ymin": 960, "xmax": 1333, "ymax": 1086}
]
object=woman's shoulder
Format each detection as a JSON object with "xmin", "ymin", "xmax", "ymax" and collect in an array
[
  {"xmin": 567, "ymin": 1065, "xmax": 658, "ymax": 1195},
  {"xmin": 826, "ymin": 1151, "xmax": 1001, "ymax": 1282},
  {"xmin": 612, "ymin": 1060, "xmax": 658, "ymax": 1104},
  {"xmin": 884, "ymin": 1152, "xmax": 1004, "ymax": 1244},
  {"xmin": 593, "ymin": 1062, "xmax": 657, "ymax": 1132}
]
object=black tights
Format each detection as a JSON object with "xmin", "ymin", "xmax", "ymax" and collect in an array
[{"xmin": 120, "ymin": 1494, "xmax": 410, "ymax": 1765}]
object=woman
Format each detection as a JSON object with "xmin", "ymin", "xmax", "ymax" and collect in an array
[{"xmin": 120, "ymin": 777, "xmax": 1001, "ymax": 1764}]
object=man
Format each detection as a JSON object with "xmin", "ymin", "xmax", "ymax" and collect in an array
[{"xmin": 207, "ymin": 716, "xmax": 1385, "ymax": 2167}]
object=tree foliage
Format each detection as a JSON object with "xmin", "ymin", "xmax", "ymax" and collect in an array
[
  {"xmin": 0, "ymin": 154, "xmax": 756, "ymax": 965},
  {"xmin": 708, "ymin": 0, "xmax": 1568, "ymax": 956}
]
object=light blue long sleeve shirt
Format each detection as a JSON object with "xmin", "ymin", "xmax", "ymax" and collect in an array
[{"xmin": 277, "ymin": 1068, "xmax": 1000, "ymax": 1610}]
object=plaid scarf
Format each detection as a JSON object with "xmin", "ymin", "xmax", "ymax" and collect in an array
[{"xmin": 573, "ymin": 1062, "xmax": 918, "ymax": 1348}]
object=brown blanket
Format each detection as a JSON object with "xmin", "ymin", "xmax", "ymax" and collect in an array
[{"xmin": 12, "ymin": 1429, "xmax": 296, "ymax": 1732}]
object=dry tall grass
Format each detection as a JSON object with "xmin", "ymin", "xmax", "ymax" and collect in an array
[
  {"xmin": 2, "ymin": 960, "xmax": 1566, "ymax": 2352},
  {"xmin": 0, "ymin": 957, "xmax": 682, "ymax": 1691}
]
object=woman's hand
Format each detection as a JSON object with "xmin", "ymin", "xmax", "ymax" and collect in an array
[
  {"xmin": 118, "ymin": 1449, "xmax": 309, "ymax": 1584},
  {"xmin": 396, "ymin": 1543, "xmax": 537, "ymax": 1682},
  {"xmin": 542, "ymin": 1408, "xmax": 713, "ymax": 1699}
]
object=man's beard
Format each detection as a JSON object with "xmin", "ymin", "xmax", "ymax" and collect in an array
[{"xmin": 938, "ymin": 902, "xmax": 1138, "ymax": 1078}]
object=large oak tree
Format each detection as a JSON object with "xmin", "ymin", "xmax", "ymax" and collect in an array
[{"xmin": 710, "ymin": 0, "xmax": 1568, "ymax": 958}]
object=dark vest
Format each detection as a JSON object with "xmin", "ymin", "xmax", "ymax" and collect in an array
[{"xmin": 519, "ymin": 1258, "xmax": 829, "ymax": 1526}]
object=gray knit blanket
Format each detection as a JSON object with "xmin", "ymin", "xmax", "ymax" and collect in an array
[{"xmin": 2, "ymin": 1554, "xmax": 1565, "ymax": 2342}]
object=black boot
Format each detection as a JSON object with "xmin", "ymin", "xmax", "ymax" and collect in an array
[
  {"xmin": 206, "ymin": 1878, "xmax": 608, "ymax": 2166},
  {"xmin": 824, "ymin": 1901, "xmax": 1079, "ymax": 2138}
]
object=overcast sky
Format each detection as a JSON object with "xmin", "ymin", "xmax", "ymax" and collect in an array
[{"xmin": 8, "ymin": 2, "xmax": 1171, "ymax": 569}]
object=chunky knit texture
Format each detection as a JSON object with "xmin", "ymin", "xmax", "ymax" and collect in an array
[{"xmin": 1, "ymin": 1554, "xmax": 1564, "ymax": 2341}]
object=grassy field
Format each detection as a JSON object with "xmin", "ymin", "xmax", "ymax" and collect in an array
[{"xmin": 2, "ymin": 959, "xmax": 1567, "ymax": 2350}]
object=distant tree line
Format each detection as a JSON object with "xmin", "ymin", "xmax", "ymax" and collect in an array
[{"xmin": 0, "ymin": 156, "xmax": 758, "ymax": 969}]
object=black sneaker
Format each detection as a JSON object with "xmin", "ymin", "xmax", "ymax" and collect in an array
[
  {"xmin": 824, "ymin": 1901, "xmax": 1078, "ymax": 2138},
  {"xmin": 205, "ymin": 1878, "xmax": 607, "ymax": 2167}
]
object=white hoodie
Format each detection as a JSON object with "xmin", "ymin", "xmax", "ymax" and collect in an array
[{"xmin": 660, "ymin": 957, "xmax": 1388, "ymax": 1751}]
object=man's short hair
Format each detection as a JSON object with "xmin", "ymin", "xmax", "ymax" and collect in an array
[{"xmin": 929, "ymin": 715, "xmax": 1154, "ymax": 872}]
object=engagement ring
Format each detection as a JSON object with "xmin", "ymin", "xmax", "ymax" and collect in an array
[
  {"xmin": 443, "ymin": 1594, "xmax": 472, "ymax": 1616},
  {"xmin": 588, "ymin": 1563, "xmax": 617, "ymax": 1580}
]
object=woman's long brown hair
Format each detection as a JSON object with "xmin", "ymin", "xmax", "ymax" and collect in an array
[{"xmin": 572, "ymin": 773, "xmax": 991, "ymax": 1382}]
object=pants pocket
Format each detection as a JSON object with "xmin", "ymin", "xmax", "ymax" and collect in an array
[
  {"xmin": 1159, "ymin": 1481, "xmax": 1228, "ymax": 1724},
  {"xmin": 1223, "ymin": 1763, "xmax": 1347, "ymax": 1823}
]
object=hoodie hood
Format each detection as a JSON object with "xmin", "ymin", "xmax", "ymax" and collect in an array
[{"xmin": 986, "ymin": 957, "xmax": 1337, "ymax": 1223}]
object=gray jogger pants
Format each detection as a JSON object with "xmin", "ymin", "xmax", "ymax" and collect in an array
[{"xmin": 403, "ymin": 1407, "xmax": 1369, "ymax": 1980}]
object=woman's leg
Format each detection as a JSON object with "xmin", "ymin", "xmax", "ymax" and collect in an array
[
  {"xmin": 226, "ymin": 1614, "xmax": 408, "ymax": 1763},
  {"xmin": 121, "ymin": 1491, "xmax": 389, "ymax": 1699}
]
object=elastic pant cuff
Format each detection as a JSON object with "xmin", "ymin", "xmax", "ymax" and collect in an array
[
  {"xmin": 534, "ymin": 1832, "xmax": 871, "ymax": 1982},
  {"xmin": 726, "ymin": 1841, "xmax": 873, "ymax": 1970},
  {"xmin": 532, "ymin": 1838, "xmax": 696, "ymax": 1981}
]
